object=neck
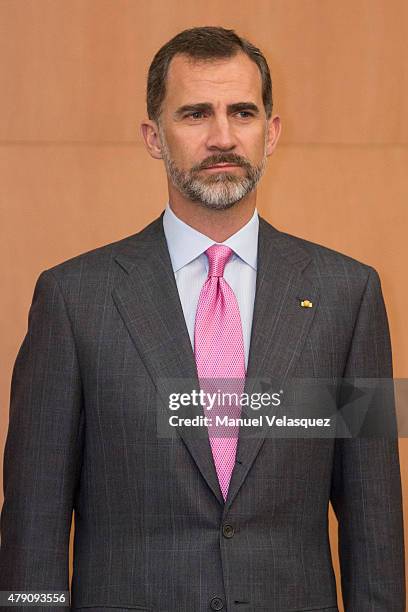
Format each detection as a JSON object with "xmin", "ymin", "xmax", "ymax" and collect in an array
[{"xmin": 168, "ymin": 189, "xmax": 257, "ymax": 242}]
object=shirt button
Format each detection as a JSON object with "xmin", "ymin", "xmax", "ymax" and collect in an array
[
  {"xmin": 222, "ymin": 523, "xmax": 235, "ymax": 538},
  {"xmin": 210, "ymin": 596, "xmax": 224, "ymax": 610}
]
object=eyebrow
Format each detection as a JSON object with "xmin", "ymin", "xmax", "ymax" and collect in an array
[{"xmin": 173, "ymin": 102, "xmax": 261, "ymax": 119}]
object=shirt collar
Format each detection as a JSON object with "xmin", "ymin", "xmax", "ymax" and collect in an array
[{"xmin": 163, "ymin": 202, "xmax": 259, "ymax": 273}]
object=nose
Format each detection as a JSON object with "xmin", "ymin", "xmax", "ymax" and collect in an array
[{"xmin": 205, "ymin": 114, "xmax": 237, "ymax": 152}]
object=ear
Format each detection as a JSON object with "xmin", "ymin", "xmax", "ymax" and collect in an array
[
  {"xmin": 265, "ymin": 115, "xmax": 282, "ymax": 157},
  {"xmin": 140, "ymin": 119, "xmax": 163, "ymax": 160}
]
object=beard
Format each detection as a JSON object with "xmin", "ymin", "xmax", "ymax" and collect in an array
[{"xmin": 158, "ymin": 124, "xmax": 268, "ymax": 211}]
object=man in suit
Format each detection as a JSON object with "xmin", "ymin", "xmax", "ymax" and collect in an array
[{"xmin": 0, "ymin": 26, "xmax": 405, "ymax": 612}]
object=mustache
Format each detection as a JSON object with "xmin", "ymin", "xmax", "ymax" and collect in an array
[{"xmin": 194, "ymin": 153, "xmax": 251, "ymax": 171}]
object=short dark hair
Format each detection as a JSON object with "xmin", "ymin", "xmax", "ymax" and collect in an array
[{"xmin": 146, "ymin": 26, "xmax": 273, "ymax": 124}]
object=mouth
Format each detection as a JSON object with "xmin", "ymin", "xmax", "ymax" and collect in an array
[{"xmin": 202, "ymin": 164, "xmax": 241, "ymax": 171}]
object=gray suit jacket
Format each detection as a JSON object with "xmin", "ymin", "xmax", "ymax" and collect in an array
[{"xmin": 0, "ymin": 213, "xmax": 405, "ymax": 612}]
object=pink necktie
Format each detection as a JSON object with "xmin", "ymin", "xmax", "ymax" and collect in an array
[{"xmin": 194, "ymin": 244, "xmax": 246, "ymax": 501}]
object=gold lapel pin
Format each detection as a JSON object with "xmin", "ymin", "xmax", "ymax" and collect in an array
[{"xmin": 300, "ymin": 299, "xmax": 313, "ymax": 308}]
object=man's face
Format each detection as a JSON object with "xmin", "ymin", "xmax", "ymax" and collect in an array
[{"xmin": 156, "ymin": 52, "xmax": 275, "ymax": 210}]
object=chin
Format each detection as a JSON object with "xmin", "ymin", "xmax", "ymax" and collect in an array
[{"xmin": 196, "ymin": 197, "xmax": 244, "ymax": 211}]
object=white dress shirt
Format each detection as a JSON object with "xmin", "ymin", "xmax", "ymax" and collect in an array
[{"xmin": 162, "ymin": 203, "xmax": 258, "ymax": 370}]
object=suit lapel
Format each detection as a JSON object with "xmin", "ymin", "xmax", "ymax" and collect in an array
[
  {"xmin": 112, "ymin": 212, "xmax": 319, "ymax": 509},
  {"xmin": 112, "ymin": 212, "xmax": 224, "ymax": 505},
  {"xmin": 224, "ymin": 218, "xmax": 319, "ymax": 510}
]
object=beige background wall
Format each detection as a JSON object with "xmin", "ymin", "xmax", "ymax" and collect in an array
[{"xmin": 0, "ymin": 0, "xmax": 407, "ymax": 608}]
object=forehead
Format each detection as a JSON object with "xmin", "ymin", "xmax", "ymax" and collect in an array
[{"xmin": 164, "ymin": 52, "xmax": 263, "ymax": 106}]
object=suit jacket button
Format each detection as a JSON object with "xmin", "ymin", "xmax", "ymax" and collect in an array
[
  {"xmin": 210, "ymin": 596, "xmax": 224, "ymax": 610},
  {"xmin": 222, "ymin": 523, "xmax": 235, "ymax": 538}
]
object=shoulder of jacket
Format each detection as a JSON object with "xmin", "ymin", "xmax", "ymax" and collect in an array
[
  {"xmin": 42, "ymin": 214, "xmax": 163, "ymax": 280},
  {"xmin": 259, "ymin": 217, "xmax": 375, "ymax": 281}
]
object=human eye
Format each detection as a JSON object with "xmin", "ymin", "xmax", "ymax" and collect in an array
[
  {"xmin": 186, "ymin": 111, "xmax": 206, "ymax": 120},
  {"xmin": 237, "ymin": 110, "xmax": 254, "ymax": 119}
]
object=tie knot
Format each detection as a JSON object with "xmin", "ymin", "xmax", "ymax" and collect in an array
[{"xmin": 205, "ymin": 244, "xmax": 234, "ymax": 277}]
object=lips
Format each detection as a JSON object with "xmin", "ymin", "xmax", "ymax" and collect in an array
[{"xmin": 204, "ymin": 163, "xmax": 240, "ymax": 169}]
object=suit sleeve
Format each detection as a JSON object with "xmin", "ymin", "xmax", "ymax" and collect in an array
[
  {"xmin": 330, "ymin": 267, "xmax": 405, "ymax": 611},
  {"xmin": 0, "ymin": 269, "xmax": 84, "ymax": 597}
]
